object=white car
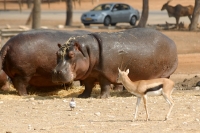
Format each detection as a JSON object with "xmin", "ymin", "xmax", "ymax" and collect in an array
[{"xmin": 81, "ymin": 3, "xmax": 140, "ymax": 26}]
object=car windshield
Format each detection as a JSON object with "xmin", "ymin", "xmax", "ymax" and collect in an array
[{"xmin": 92, "ymin": 4, "xmax": 112, "ymax": 11}]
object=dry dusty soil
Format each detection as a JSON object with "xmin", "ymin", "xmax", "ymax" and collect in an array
[{"xmin": 0, "ymin": 0, "xmax": 200, "ymax": 133}]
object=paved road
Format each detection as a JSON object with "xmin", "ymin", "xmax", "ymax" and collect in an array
[{"xmin": 0, "ymin": 9, "xmax": 196, "ymax": 26}]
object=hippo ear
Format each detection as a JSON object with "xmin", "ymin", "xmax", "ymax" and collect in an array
[
  {"xmin": 73, "ymin": 42, "xmax": 87, "ymax": 57},
  {"xmin": 58, "ymin": 43, "xmax": 62, "ymax": 48}
]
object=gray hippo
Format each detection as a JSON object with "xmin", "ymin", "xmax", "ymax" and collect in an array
[
  {"xmin": 0, "ymin": 29, "xmax": 91, "ymax": 95},
  {"xmin": 52, "ymin": 28, "xmax": 178, "ymax": 98}
]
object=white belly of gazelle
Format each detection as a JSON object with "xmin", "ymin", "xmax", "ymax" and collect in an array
[{"xmin": 146, "ymin": 88, "xmax": 163, "ymax": 96}]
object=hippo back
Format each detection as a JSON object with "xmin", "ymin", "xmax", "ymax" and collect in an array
[
  {"xmin": 0, "ymin": 29, "xmax": 90, "ymax": 88},
  {"xmin": 93, "ymin": 28, "xmax": 177, "ymax": 82}
]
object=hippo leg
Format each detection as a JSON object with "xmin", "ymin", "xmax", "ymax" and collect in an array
[
  {"xmin": 112, "ymin": 84, "xmax": 124, "ymax": 91},
  {"xmin": 78, "ymin": 78, "xmax": 96, "ymax": 98},
  {"xmin": 99, "ymin": 78, "xmax": 111, "ymax": 98},
  {"xmin": 1, "ymin": 81, "xmax": 10, "ymax": 91},
  {"xmin": 12, "ymin": 76, "xmax": 30, "ymax": 96}
]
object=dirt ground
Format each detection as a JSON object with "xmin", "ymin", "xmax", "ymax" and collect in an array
[{"xmin": 0, "ymin": 1, "xmax": 200, "ymax": 133}]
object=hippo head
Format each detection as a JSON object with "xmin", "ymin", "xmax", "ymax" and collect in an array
[{"xmin": 52, "ymin": 36, "xmax": 90, "ymax": 84}]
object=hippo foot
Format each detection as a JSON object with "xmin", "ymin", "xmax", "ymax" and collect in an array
[
  {"xmin": 18, "ymin": 91, "xmax": 28, "ymax": 96},
  {"xmin": 98, "ymin": 93, "xmax": 110, "ymax": 99},
  {"xmin": 112, "ymin": 85, "xmax": 124, "ymax": 92},
  {"xmin": 78, "ymin": 93, "xmax": 90, "ymax": 98}
]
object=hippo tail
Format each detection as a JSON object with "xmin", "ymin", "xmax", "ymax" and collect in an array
[{"xmin": 0, "ymin": 45, "xmax": 9, "ymax": 69}]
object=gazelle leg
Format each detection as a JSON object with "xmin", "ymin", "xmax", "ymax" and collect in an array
[
  {"xmin": 133, "ymin": 97, "xmax": 141, "ymax": 121},
  {"xmin": 143, "ymin": 95, "xmax": 149, "ymax": 121},
  {"xmin": 163, "ymin": 93, "xmax": 174, "ymax": 120}
]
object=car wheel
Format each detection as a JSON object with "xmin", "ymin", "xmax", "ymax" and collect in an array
[
  {"xmin": 130, "ymin": 16, "xmax": 137, "ymax": 26},
  {"xmin": 103, "ymin": 16, "xmax": 111, "ymax": 26},
  {"xmin": 111, "ymin": 23, "xmax": 117, "ymax": 26},
  {"xmin": 84, "ymin": 23, "xmax": 90, "ymax": 26}
]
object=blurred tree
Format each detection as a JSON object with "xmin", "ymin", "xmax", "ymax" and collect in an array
[
  {"xmin": 66, "ymin": 0, "xmax": 73, "ymax": 26},
  {"xmin": 189, "ymin": 0, "xmax": 200, "ymax": 31},
  {"xmin": 137, "ymin": 0, "xmax": 149, "ymax": 27},
  {"xmin": 32, "ymin": 0, "xmax": 41, "ymax": 29},
  {"xmin": 27, "ymin": 0, "xmax": 32, "ymax": 9}
]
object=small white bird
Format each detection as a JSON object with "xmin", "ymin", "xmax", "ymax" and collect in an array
[{"xmin": 69, "ymin": 98, "xmax": 76, "ymax": 111}]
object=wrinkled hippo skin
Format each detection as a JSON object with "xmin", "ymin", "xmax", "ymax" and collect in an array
[
  {"xmin": 52, "ymin": 28, "xmax": 178, "ymax": 98},
  {"xmin": 0, "ymin": 29, "xmax": 90, "ymax": 95}
]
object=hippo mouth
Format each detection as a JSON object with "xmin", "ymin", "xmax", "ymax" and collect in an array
[
  {"xmin": 52, "ymin": 68, "xmax": 76, "ymax": 84},
  {"xmin": 52, "ymin": 75, "xmax": 74, "ymax": 84}
]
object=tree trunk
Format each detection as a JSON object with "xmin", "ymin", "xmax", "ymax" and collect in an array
[
  {"xmin": 27, "ymin": 0, "xmax": 32, "ymax": 9},
  {"xmin": 137, "ymin": 0, "xmax": 149, "ymax": 27},
  {"xmin": 32, "ymin": 0, "xmax": 41, "ymax": 29},
  {"xmin": 65, "ymin": 0, "xmax": 73, "ymax": 26},
  {"xmin": 189, "ymin": 0, "xmax": 200, "ymax": 31},
  {"xmin": 26, "ymin": 8, "xmax": 33, "ymax": 25},
  {"xmin": 18, "ymin": 0, "xmax": 22, "ymax": 12}
]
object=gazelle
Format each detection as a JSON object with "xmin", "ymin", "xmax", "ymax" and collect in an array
[{"xmin": 117, "ymin": 68, "xmax": 175, "ymax": 121}]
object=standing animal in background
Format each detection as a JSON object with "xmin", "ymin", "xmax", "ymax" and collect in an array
[
  {"xmin": 161, "ymin": 0, "xmax": 194, "ymax": 28},
  {"xmin": 52, "ymin": 28, "xmax": 178, "ymax": 98},
  {"xmin": 0, "ymin": 29, "xmax": 90, "ymax": 95},
  {"xmin": 117, "ymin": 68, "xmax": 175, "ymax": 121}
]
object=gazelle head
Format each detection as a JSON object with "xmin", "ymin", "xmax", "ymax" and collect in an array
[{"xmin": 117, "ymin": 68, "xmax": 129, "ymax": 83}]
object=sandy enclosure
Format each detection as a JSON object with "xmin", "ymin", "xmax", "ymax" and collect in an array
[{"xmin": 0, "ymin": 0, "xmax": 200, "ymax": 133}]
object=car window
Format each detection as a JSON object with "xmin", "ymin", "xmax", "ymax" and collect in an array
[
  {"xmin": 112, "ymin": 4, "xmax": 121, "ymax": 11},
  {"xmin": 92, "ymin": 4, "xmax": 112, "ymax": 11},
  {"xmin": 121, "ymin": 4, "xmax": 130, "ymax": 10}
]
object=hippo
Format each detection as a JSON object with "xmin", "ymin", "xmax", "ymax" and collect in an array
[
  {"xmin": 0, "ymin": 29, "xmax": 91, "ymax": 95},
  {"xmin": 52, "ymin": 28, "xmax": 178, "ymax": 98},
  {"xmin": 0, "ymin": 70, "xmax": 10, "ymax": 91}
]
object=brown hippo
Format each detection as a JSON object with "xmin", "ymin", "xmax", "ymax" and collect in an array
[
  {"xmin": 52, "ymin": 28, "xmax": 178, "ymax": 98},
  {"xmin": 0, "ymin": 70, "xmax": 10, "ymax": 91},
  {"xmin": 0, "ymin": 29, "xmax": 90, "ymax": 95}
]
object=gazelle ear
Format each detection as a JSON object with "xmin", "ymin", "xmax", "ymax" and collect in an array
[
  {"xmin": 126, "ymin": 69, "xmax": 129, "ymax": 74},
  {"xmin": 118, "ymin": 67, "xmax": 121, "ymax": 72}
]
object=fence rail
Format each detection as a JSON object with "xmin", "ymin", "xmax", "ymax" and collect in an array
[{"xmin": 0, "ymin": 29, "xmax": 28, "ymax": 47}]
